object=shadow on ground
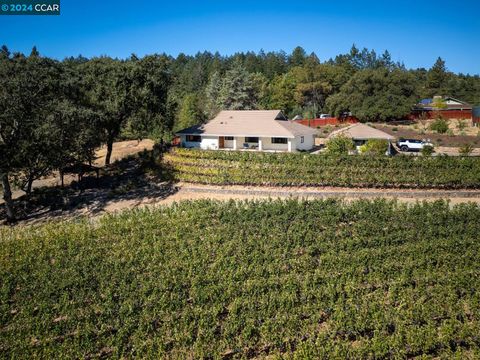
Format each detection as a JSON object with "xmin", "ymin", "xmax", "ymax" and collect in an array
[{"xmin": 0, "ymin": 153, "xmax": 178, "ymax": 225}]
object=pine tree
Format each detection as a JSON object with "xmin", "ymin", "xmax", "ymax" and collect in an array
[
  {"xmin": 205, "ymin": 71, "xmax": 222, "ymax": 118},
  {"xmin": 426, "ymin": 57, "xmax": 448, "ymax": 96},
  {"xmin": 0, "ymin": 45, "xmax": 10, "ymax": 59},
  {"xmin": 176, "ymin": 93, "xmax": 205, "ymax": 131},
  {"xmin": 30, "ymin": 46, "xmax": 40, "ymax": 58},
  {"xmin": 217, "ymin": 60, "xmax": 258, "ymax": 110},
  {"xmin": 289, "ymin": 46, "xmax": 307, "ymax": 67}
]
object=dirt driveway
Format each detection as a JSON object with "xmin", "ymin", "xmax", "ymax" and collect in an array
[{"xmin": 101, "ymin": 183, "xmax": 480, "ymax": 215}]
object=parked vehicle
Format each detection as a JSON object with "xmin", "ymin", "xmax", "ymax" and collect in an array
[
  {"xmin": 319, "ymin": 114, "xmax": 332, "ymax": 119},
  {"xmin": 397, "ymin": 138, "xmax": 433, "ymax": 152}
]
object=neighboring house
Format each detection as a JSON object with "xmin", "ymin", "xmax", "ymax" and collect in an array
[
  {"xmin": 176, "ymin": 110, "xmax": 317, "ymax": 152},
  {"xmin": 411, "ymin": 95, "xmax": 473, "ymax": 120},
  {"xmin": 328, "ymin": 123, "xmax": 395, "ymax": 154}
]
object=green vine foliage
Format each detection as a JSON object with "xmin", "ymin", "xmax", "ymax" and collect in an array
[
  {"xmin": 1, "ymin": 199, "xmax": 480, "ymax": 358},
  {"xmin": 165, "ymin": 148, "xmax": 480, "ymax": 188}
]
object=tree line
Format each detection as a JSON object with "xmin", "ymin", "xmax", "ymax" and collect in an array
[
  {"xmin": 172, "ymin": 45, "xmax": 480, "ymax": 128},
  {"xmin": 0, "ymin": 46, "xmax": 172, "ymax": 222},
  {"xmin": 1, "ymin": 44, "xmax": 480, "ymax": 222}
]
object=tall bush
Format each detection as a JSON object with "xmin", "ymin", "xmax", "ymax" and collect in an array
[
  {"xmin": 325, "ymin": 135, "xmax": 355, "ymax": 155},
  {"xmin": 430, "ymin": 117, "xmax": 449, "ymax": 134},
  {"xmin": 421, "ymin": 145, "xmax": 435, "ymax": 156},
  {"xmin": 359, "ymin": 139, "xmax": 389, "ymax": 155}
]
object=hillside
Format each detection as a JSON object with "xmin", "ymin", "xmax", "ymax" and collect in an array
[{"xmin": 1, "ymin": 199, "xmax": 480, "ymax": 358}]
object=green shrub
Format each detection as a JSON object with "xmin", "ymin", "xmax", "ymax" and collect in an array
[
  {"xmin": 430, "ymin": 117, "xmax": 449, "ymax": 134},
  {"xmin": 421, "ymin": 145, "xmax": 434, "ymax": 156},
  {"xmin": 392, "ymin": 127, "xmax": 398, "ymax": 132},
  {"xmin": 459, "ymin": 143, "xmax": 474, "ymax": 156},
  {"xmin": 359, "ymin": 139, "xmax": 389, "ymax": 155},
  {"xmin": 325, "ymin": 135, "xmax": 355, "ymax": 155},
  {"xmin": 457, "ymin": 119, "xmax": 467, "ymax": 131}
]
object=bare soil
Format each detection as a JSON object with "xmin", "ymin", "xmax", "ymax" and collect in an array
[
  {"xmin": 2, "ymin": 139, "xmax": 480, "ymax": 226},
  {"xmin": 7, "ymin": 139, "xmax": 155, "ymax": 200},
  {"xmin": 314, "ymin": 120, "xmax": 480, "ymax": 153},
  {"xmin": 3, "ymin": 176, "xmax": 479, "ymax": 226},
  {"xmin": 376, "ymin": 120, "xmax": 480, "ymax": 148},
  {"xmin": 94, "ymin": 139, "xmax": 154, "ymax": 166}
]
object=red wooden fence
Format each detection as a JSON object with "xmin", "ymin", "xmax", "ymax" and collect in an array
[
  {"xmin": 293, "ymin": 116, "xmax": 358, "ymax": 128},
  {"xmin": 409, "ymin": 109, "xmax": 472, "ymax": 120}
]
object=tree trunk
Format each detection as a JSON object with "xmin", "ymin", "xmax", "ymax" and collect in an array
[
  {"xmin": 105, "ymin": 139, "xmax": 114, "ymax": 166},
  {"xmin": 1, "ymin": 173, "xmax": 15, "ymax": 223},
  {"xmin": 25, "ymin": 175, "xmax": 34, "ymax": 196}
]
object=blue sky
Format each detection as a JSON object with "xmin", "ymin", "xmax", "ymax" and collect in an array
[{"xmin": 1, "ymin": 0, "xmax": 479, "ymax": 74}]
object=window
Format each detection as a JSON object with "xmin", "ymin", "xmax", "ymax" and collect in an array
[
  {"xmin": 186, "ymin": 135, "xmax": 201, "ymax": 142},
  {"xmin": 224, "ymin": 136, "xmax": 234, "ymax": 141},
  {"xmin": 271, "ymin": 137, "xmax": 288, "ymax": 144},
  {"xmin": 245, "ymin": 137, "xmax": 259, "ymax": 143},
  {"xmin": 301, "ymin": 136, "xmax": 304, "ymax": 143}
]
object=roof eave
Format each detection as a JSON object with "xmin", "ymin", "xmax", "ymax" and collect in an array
[{"xmin": 176, "ymin": 133, "xmax": 296, "ymax": 139}]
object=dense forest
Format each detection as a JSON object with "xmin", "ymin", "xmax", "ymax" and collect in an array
[
  {"xmin": 1, "ymin": 44, "xmax": 480, "ymax": 221},
  {"xmin": 167, "ymin": 45, "xmax": 480, "ymax": 128}
]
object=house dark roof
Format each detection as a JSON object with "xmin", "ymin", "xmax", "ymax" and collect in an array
[{"xmin": 415, "ymin": 96, "xmax": 472, "ymax": 111}]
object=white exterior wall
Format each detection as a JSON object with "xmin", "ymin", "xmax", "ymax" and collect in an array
[
  {"xmin": 180, "ymin": 134, "xmax": 314, "ymax": 152},
  {"xmin": 223, "ymin": 139, "xmax": 234, "ymax": 149},
  {"xmin": 235, "ymin": 137, "xmax": 260, "ymax": 149},
  {"xmin": 445, "ymin": 99, "xmax": 462, "ymax": 105},
  {"xmin": 200, "ymin": 136, "xmax": 219, "ymax": 150},
  {"xmin": 262, "ymin": 137, "xmax": 289, "ymax": 151},
  {"xmin": 294, "ymin": 134, "xmax": 314, "ymax": 151}
]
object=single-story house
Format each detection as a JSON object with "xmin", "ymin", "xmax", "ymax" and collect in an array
[
  {"xmin": 416, "ymin": 96, "xmax": 472, "ymax": 111},
  {"xmin": 411, "ymin": 96, "xmax": 473, "ymax": 120},
  {"xmin": 176, "ymin": 110, "xmax": 317, "ymax": 152},
  {"xmin": 328, "ymin": 123, "xmax": 395, "ymax": 154}
]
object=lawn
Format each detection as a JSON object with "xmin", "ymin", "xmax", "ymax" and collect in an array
[{"xmin": 1, "ymin": 199, "xmax": 480, "ymax": 358}]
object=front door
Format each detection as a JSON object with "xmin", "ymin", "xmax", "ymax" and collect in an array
[{"xmin": 219, "ymin": 136, "xmax": 225, "ymax": 149}]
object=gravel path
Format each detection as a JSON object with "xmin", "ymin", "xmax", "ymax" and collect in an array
[
  {"xmin": 174, "ymin": 183, "xmax": 480, "ymax": 202},
  {"xmin": 178, "ymin": 184, "xmax": 480, "ymax": 200}
]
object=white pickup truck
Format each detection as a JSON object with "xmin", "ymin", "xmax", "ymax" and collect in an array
[{"xmin": 397, "ymin": 138, "xmax": 433, "ymax": 152}]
